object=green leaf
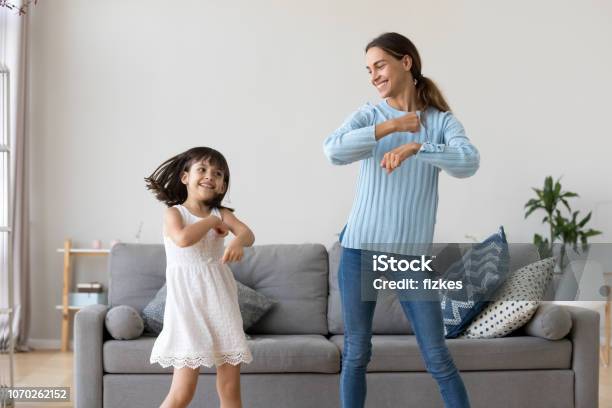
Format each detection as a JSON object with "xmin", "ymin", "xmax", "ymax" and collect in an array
[
  {"xmin": 545, "ymin": 176, "xmax": 553, "ymax": 192},
  {"xmin": 583, "ymin": 229, "xmax": 602, "ymax": 237},
  {"xmin": 561, "ymin": 192, "xmax": 578, "ymax": 198},
  {"xmin": 554, "ymin": 181, "xmax": 561, "ymax": 197},
  {"xmin": 578, "ymin": 211, "xmax": 592, "ymax": 228},
  {"xmin": 560, "ymin": 198, "xmax": 572, "ymax": 212},
  {"xmin": 524, "ymin": 198, "xmax": 540, "ymax": 207}
]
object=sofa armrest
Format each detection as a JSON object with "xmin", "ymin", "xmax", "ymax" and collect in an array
[
  {"xmin": 74, "ymin": 304, "xmax": 108, "ymax": 408},
  {"xmin": 562, "ymin": 305, "xmax": 600, "ymax": 408}
]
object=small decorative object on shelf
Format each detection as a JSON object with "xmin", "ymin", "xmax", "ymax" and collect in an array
[
  {"xmin": 56, "ymin": 239, "xmax": 110, "ymax": 351},
  {"xmin": 76, "ymin": 281, "xmax": 103, "ymax": 293},
  {"xmin": 68, "ymin": 292, "xmax": 107, "ymax": 307},
  {"xmin": 72, "ymin": 281, "xmax": 106, "ymax": 305},
  {"xmin": 134, "ymin": 221, "xmax": 144, "ymax": 243},
  {"xmin": 91, "ymin": 239, "xmax": 102, "ymax": 249}
]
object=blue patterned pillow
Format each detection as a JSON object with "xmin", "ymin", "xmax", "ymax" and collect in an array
[{"xmin": 439, "ymin": 226, "xmax": 510, "ymax": 338}]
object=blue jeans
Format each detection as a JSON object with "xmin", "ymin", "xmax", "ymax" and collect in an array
[{"xmin": 338, "ymin": 246, "xmax": 471, "ymax": 408}]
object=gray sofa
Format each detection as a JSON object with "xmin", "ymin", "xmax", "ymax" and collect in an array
[{"xmin": 74, "ymin": 242, "xmax": 600, "ymax": 408}]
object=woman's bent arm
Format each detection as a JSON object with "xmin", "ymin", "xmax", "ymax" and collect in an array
[
  {"xmin": 323, "ymin": 104, "xmax": 378, "ymax": 165},
  {"xmin": 415, "ymin": 112, "xmax": 480, "ymax": 178}
]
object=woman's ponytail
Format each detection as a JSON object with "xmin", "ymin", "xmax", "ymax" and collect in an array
[{"xmin": 415, "ymin": 75, "xmax": 450, "ymax": 113}]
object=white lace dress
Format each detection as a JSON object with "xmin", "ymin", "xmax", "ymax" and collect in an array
[{"xmin": 149, "ymin": 204, "xmax": 253, "ymax": 369}]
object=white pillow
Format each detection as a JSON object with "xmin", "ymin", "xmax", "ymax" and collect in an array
[{"xmin": 459, "ymin": 257, "xmax": 555, "ymax": 339}]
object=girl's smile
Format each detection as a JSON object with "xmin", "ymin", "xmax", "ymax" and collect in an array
[{"xmin": 182, "ymin": 160, "xmax": 226, "ymax": 200}]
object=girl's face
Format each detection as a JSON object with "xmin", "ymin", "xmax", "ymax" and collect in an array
[
  {"xmin": 365, "ymin": 46, "xmax": 412, "ymax": 98},
  {"xmin": 181, "ymin": 159, "xmax": 226, "ymax": 202}
]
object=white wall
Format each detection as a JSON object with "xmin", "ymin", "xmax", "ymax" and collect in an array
[{"xmin": 26, "ymin": 0, "xmax": 612, "ymax": 342}]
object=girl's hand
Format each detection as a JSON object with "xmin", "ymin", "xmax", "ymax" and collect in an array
[
  {"xmin": 221, "ymin": 242, "xmax": 244, "ymax": 264},
  {"xmin": 381, "ymin": 142, "xmax": 422, "ymax": 174},
  {"xmin": 392, "ymin": 112, "xmax": 421, "ymax": 133},
  {"xmin": 214, "ymin": 222, "xmax": 230, "ymax": 237}
]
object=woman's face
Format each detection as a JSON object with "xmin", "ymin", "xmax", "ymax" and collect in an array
[{"xmin": 365, "ymin": 46, "xmax": 412, "ymax": 98}]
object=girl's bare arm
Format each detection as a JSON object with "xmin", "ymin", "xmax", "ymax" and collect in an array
[{"xmin": 164, "ymin": 207, "xmax": 221, "ymax": 248}]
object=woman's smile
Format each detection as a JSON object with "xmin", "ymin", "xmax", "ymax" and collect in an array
[{"xmin": 375, "ymin": 80, "xmax": 389, "ymax": 91}]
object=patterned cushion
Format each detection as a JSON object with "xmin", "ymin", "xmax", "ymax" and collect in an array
[
  {"xmin": 439, "ymin": 226, "xmax": 510, "ymax": 338},
  {"xmin": 141, "ymin": 281, "xmax": 276, "ymax": 336},
  {"xmin": 460, "ymin": 258, "xmax": 555, "ymax": 339}
]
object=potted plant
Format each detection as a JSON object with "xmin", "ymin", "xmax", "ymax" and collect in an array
[{"xmin": 524, "ymin": 176, "xmax": 601, "ymax": 268}]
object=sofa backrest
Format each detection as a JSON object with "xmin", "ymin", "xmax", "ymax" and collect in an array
[
  {"xmin": 327, "ymin": 241, "xmax": 414, "ymax": 335},
  {"xmin": 326, "ymin": 242, "xmax": 541, "ymax": 335},
  {"xmin": 227, "ymin": 243, "xmax": 329, "ymax": 335},
  {"xmin": 109, "ymin": 243, "xmax": 167, "ymax": 311},
  {"xmin": 108, "ymin": 242, "xmax": 330, "ymax": 335}
]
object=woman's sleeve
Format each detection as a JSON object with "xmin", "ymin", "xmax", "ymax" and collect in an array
[
  {"xmin": 414, "ymin": 111, "xmax": 480, "ymax": 178},
  {"xmin": 323, "ymin": 104, "xmax": 377, "ymax": 165}
]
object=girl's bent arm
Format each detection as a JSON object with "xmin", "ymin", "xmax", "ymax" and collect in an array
[
  {"xmin": 220, "ymin": 209, "xmax": 255, "ymax": 247},
  {"xmin": 164, "ymin": 207, "xmax": 221, "ymax": 248}
]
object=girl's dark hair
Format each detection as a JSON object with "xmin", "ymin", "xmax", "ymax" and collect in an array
[
  {"xmin": 144, "ymin": 147, "xmax": 233, "ymax": 211},
  {"xmin": 365, "ymin": 32, "xmax": 451, "ymax": 113}
]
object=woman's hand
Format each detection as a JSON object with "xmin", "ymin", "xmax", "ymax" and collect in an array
[
  {"xmin": 221, "ymin": 241, "xmax": 244, "ymax": 264},
  {"xmin": 392, "ymin": 112, "xmax": 421, "ymax": 133},
  {"xmin": 381, "ymin": 142, "xmax": 422, "ymax": 174}
]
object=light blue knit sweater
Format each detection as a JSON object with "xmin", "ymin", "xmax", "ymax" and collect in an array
[{"xmin": 323, "ymin": 100, "xmax": 480, "ymax": 250}]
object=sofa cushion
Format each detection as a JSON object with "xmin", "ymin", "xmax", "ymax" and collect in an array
[
  {"xmin": 327, "ymin": 241, "xmax": 414, "ymax": 335},
  {"xmin": 522, "ymin": 303, "xmax": 573, "ymax": 340},
  {"xmin": 440, "ymin": 227, "xmax": 510, "ymax": 338},
  {"xmin": 330, "ymin": 334, "xmax": 571, "ymax": 371},
  {"xmin": 109, "ymin": 244, "xmax": 167, "ymax": 311},
  {"xmin": 105, "ymin": 305, "xmax": 144, "ymax": 340},
  {"xmin": 103, "ymin": 334, "xmax": 340, "ymax": 373},
  {"xmin": 327, "ymin": 241, "xmax": 541, "ymax": 336},
  {"xmin": 140, "ymin": 281, "xmax": 276, "ymax": 335},
  {"xmin": 141, "ymin": 284, "xmax": 166, "ymax": 335},
  {"xmin": 109, "ymin": 243, "xmax": 329, "ymax": 335},
  {"xmin": 460, "ymin": 258, "xmax": 555, "ymax": 339},
  {"xmin": 228, "ymin": 244, "xmax": 329, "ymax": 335}
]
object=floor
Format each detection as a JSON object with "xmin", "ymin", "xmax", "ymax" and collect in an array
[{"xmin": 7, "ymin": 348, "xmax": 612, "ymax": 407}]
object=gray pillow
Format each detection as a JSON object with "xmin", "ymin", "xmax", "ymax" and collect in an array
[
  {"xmin": 141, "ymin": 284, "xmax": 166, "ymax": 335},
  {"xmin": 105, "ymin": 305, "xmax": 144, "ymax": 340},
  {"xmin": 141, "ymin": 281, "xmax": 276, "ymax": 336},
  {"xmin": 236, "ymin": 280, "xmax": 277, "ymax": 331},
  {"xmin": 523, "ymin": 303, "xmax": 573, "ymax": 340}
]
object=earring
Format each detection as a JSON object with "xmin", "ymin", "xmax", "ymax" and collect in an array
[{"xmin": 414, "ymin": 78, "xmax": 418, "ymax": 85}]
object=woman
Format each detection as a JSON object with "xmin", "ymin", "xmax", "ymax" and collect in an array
[{"xmin": 323, "ymin": 32, "xmax": 479, "ymax": 408}]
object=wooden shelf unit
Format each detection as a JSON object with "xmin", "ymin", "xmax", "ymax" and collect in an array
[{"xmin": 57, "ymin": 238, "xmax": 110, "ymax": 352}]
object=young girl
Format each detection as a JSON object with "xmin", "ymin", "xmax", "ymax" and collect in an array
[{"xmin": 145, "ymin": 146, "xmax": 254, "ymax": 408}]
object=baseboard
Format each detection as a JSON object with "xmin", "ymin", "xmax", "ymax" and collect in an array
[{"xmin": 27, "ymin": 338, "xmax": 73, "ymax": 350}]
